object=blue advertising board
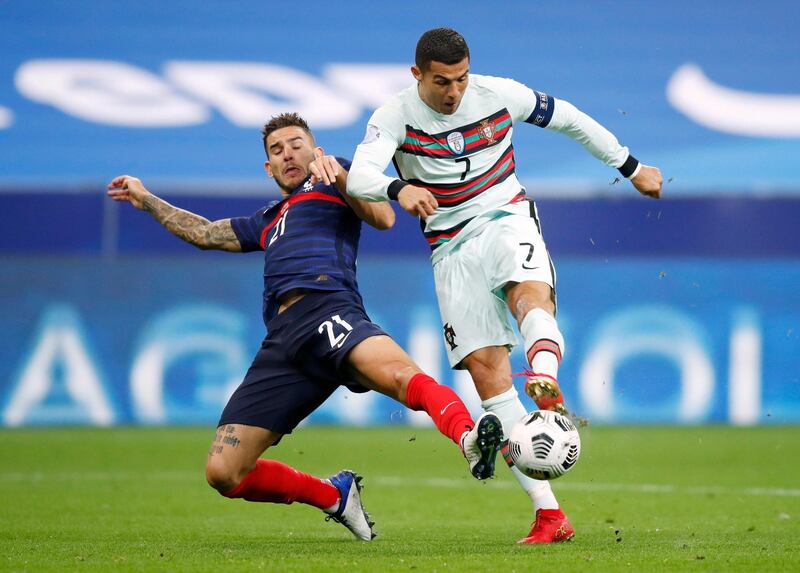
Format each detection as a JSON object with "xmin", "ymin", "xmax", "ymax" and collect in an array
[{"xmin": 1, "ymin": 255, "xmax": 798, "ymax": 427}]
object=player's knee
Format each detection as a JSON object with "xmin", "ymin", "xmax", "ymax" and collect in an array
[
  {"xmin": 519, "ymin": 293, "xmax": 555, "ymax": 318},
  {"xmin": 205, "ymin": 458, "xmax": 243, "ymax": 494},
  {"xmin": 462, "ymin": 350, "xmax": 513, "ymax": 399},
  {"xmin": 392, "ymin": 364, "xmax": 428, "ymax": 405},
  {"xmin": 392, "ymin": 364, "xmax": 418, "ymax": 387},
  {"xmin": 506, "ymin": 281, "xmax": 555, "ymax": 318},
  {"xmin": 463, "ymin": 350, "xmax": 503, "ymax": 377}
]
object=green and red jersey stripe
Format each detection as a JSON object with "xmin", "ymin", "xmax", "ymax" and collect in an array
[
  {"xmin": 423, "ymin": 191, "xmax": 527, "ymax": 250},
  {"xmin": 409, "ymin": 146, "xmax": 516, "ymax": 207},
  {"xmin": 400, "ymin": 109, "xmax": 512, "ymax": 158}
]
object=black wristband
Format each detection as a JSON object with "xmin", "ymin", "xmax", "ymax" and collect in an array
[
  {"xmin": 618, "ymin": 154, "xmax": 639, "ymax": 178},
  {"xmin": 387, "ymin": 179, "xmax": 409, "ymax": 201}
]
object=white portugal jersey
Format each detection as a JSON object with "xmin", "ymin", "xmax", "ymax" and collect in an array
[{"xmin": 347, "ymin": 74, "xmax": 635, "ymax": 262}]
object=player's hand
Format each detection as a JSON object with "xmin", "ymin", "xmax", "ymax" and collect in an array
[
  {"xmin": 398, "ymin": 185, "xmax": 438, "ymax": 219},
  {"xmin": 106, "ymin": 175, "xmax": 151, "ymax": 210},
  {"xmin": 309, "ymin": 155, "xmax": 341, "ymax": 186},
  {"xmin": 631, "ymin": 164, "xmax": 663, "ymax": 199}
]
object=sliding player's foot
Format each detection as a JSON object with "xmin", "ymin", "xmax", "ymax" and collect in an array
[
  {"xmin": 325, "ymin": 470, "xmax": 376, "ymax": 540},
  {"xmin": 460, "ymin": 412, "xmax": 503, "ymax": 480}
]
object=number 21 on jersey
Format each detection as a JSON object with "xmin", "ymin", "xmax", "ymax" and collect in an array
[
  {"xmin": 268, "ymin": 210, "xmax": 288, "ymax": 247},
  {"xmin": 318, "ymin": 314, "xmax": 354, "ymax": 348}
]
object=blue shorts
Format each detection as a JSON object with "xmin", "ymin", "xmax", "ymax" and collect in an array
[{"xmin": 218, "ymin": 290, "xmax": 386, "ymax": 435}]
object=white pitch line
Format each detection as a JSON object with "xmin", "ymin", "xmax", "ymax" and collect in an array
[
  {"xmin": 373, "ymin": 476, "xmax": 800, "ymax": 498},
  {"xmin": 1, "ymin": 471, "xmax": 798, "ymax": 498}
]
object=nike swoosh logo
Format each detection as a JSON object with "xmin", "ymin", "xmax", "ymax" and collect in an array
[
  {"xmin": 440, "ymin": 401, "xmax": 458, "ymax": 416},
  {"xmin": 667, "ymin": 63, "xmax": 800, "ymax": 137},
  {"xmin": 336, "ymin": 331, "xmax": 352, "ymax": 348}
]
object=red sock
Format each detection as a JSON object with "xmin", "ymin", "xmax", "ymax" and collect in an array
[
  {"xmin": 405, "ymin": 373, "xmax": 474, "ymax": 446},
  {"xmin": 222, "ymin": 459, "xmax": 339, "ymax": 510}
]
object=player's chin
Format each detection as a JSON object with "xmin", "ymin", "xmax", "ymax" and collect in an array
[{"xmin": 276, "ymin": 172, "xmax": 306, "ymax": 190}]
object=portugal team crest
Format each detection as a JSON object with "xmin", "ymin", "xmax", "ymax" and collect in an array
[
  {"xmin": 478, "ymin": 119, "xmax": 497, "ymax": 145},
  {"xmin": 443, "ymin": 323, "xmax": 458, "ymax": 350},
  {"xmin": 446, "ymin": 131, "xmax": 465, "ymax": 154}
]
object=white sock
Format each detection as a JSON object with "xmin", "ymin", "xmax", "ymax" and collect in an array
[
  {"xmin": 520, "ymin": 308, "xmax": 564, "ymax": 380},
  {"xmin": 481, "ymin": 386, "xmax": 559, "ymax": 511}
]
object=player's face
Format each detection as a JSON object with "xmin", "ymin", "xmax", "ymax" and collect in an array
[
  {"xmin": 264, "ymin": 126, "xmax": 319, "ymax": 193},
  {"xmin": 412, "ymin": 58, "xmax": 470, "ymax": 115}
]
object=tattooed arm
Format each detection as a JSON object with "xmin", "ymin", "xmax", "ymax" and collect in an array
[{"xmin": 107, "ymin": 175, "xmax": 242, "ymax": 252}]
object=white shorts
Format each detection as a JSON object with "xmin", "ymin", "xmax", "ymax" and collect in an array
[{"xmin": 432, "ymin": 202, "xmax": 556, "ymax": 368}]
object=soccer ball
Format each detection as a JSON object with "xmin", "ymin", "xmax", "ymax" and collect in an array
[{"xmin": 507, "ymin": 410, "xmax": 581, "ymax": 480}]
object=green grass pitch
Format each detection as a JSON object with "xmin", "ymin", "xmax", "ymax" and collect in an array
[{"xmin": 1, "ymin": 425, "xmax": 798, "ymax": 572}]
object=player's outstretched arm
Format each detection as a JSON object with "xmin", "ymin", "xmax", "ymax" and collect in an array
[
  {"xmin": 310, "ymin": 155, "xmax": 396, "ymax": 230},
  {"xmin": 541, "ymin": 98, "xmax": 664, "ymax": 200},
  {"xmin": 106, "ymin": 175, "xmax": 242, "ymax": 252}
]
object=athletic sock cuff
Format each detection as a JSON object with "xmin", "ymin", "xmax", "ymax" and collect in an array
[{"xmin": 480, "ymin": 386, "xmax": 520, "ymax": 410}]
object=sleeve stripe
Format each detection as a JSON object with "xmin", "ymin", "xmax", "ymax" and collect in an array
[
  {"xmin": 524, "ymin": 91, "xmax": 555, "ymax": 128},
  {"xmin": 617, "ymin": 154, "xmax": 640, "ymax": 178}
]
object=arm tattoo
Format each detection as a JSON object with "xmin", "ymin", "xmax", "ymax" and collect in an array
[
  {"xmin": 142, "ymin": 195, "xmax": 241, "ymax": 251},
  {"xmin": 205, "ymin": 219, "xmax": 242, "ymax": 252}
]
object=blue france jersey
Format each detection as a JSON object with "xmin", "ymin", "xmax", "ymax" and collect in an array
[{"xmin": 230, "ymin": 158, "xmax": 363, "ymax": 324}]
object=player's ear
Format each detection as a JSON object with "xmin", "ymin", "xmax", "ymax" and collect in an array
[
  {"xmin": 411, "ymin": 65, "xmax": 422, "ymax": 81},
  {"xmin": 264, "ymin": 160, "xmax": 273, "ymax": 178},
  {"xmin": 314, "ymin": 147, "xmax": 324, "ymax": 159}
]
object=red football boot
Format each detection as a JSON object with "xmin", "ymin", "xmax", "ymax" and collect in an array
[
  {"xmin": 517, "ymin": 508, "xmax": 574, "ymax": 544},
  {"xmin": 524, "ymin": 373, "xmax": 569, "ymax": 416}
]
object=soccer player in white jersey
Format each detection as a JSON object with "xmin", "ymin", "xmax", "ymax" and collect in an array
[{"xmin": 347, "ymin": 28, "xmax": 663, "ymax": 544}]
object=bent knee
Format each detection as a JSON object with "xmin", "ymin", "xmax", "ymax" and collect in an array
[
  {"xmin": 205, "ymin": 458, "xmax": 250, "ymax": 494},
  {"xmin": 392, "ymin": 364, "xmax": 419, "ymax": 387},
  {"xmin": 461, "ymin": 350, "xmax": 513, "ymax": 399}
]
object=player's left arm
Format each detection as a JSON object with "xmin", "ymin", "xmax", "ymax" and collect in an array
[
  {"xmin": 309, "ymin": 154, "xmax": 396, "ymax": 230},
  {"xmin": 492, "ymin": 76, "xmax": 663, "ymax": 199},
  {"xmin": 541, "ymin": 98, "xmax": 663, "ymax": 199},
  {"xmin": 107, "ymin": 175, "xmax": 243, "ymax": 251}
]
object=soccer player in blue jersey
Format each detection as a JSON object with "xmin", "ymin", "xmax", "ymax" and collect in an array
[{"xmin": 106, "ymin": 113, "xmax": 503, "ymax": 541}]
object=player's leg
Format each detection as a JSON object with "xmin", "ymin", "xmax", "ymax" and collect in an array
[
  {"xmin": 460, "ymin": 346, "xmax": 559, "ymax": 508},
  {"xmin": 344, "ymin": 334, "xmax": 471, "ymax": 443},
  {"xmin": 504, "ymin": 279, "xmax": 568, "ymax": 414},
  {"xmin": 205, "ymin": 423, "xmax": 334, "ymax": 508},
  {"xmin": 206, "ymin": 335, "xmax": 375, "ymax": 540},
  {"xmin": 432, "ymin": 216, "xmax": 572, "ymax": 542},
  {"xmin": 344, "ymin": 334, "xmax": 503, "ymax": 479},
  {"xmin": 460, "ymin": 346, "xmax": 573, "ymax": 544},
  {"xmin": 484, "ymin": 204, "xmax": 573, "ymax": 542},
  {"xmin": 480, "ymin": 202, "xmax": 569, "ymax": 414},
  {"xmin": 205, "ymin": 423, "xmax": 280, "ymax": 492},
  {"xmin": 204, "ymin": 423, "xmax": 373, "ymax": 540}
]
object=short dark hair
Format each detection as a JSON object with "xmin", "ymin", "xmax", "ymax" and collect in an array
[
  {"xmin": 415, "ymin": 27, "xmax": 470, "ymax": 71},
  {"xmin": 261, "ymin": 113, "xmax": 314, "ymax": 155}
]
